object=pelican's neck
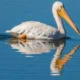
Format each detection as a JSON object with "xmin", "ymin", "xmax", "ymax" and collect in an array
[{"xmin": 52, "ymin": 8, "xmax": 66, "ymax": 35}]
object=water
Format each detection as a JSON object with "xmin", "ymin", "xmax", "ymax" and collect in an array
[{"xmin": 0, "ymin": 0, "xmax": 80, "ymax": 80}]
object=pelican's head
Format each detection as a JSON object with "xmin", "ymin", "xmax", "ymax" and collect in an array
[
  {"xmin": 53, "ymin": 1, "xmax": 80, "ymax": 34},
  {"xmin": 53, "ymin": 1, "xmax": 63, "ymax": 11}
]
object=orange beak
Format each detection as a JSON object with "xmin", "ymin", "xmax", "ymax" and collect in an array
[{"xmin": 58, "ymin": 6, "xmax": 80, "ymax": 34}]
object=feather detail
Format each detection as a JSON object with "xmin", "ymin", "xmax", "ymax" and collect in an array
[{"xmin": 5, "ymin": 21, "xmax": 60, "ymax": 39}]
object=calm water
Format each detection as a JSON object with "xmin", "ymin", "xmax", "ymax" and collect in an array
[{"xmin": 0, "ymin": 0, "xmax": 80, "ymax": 80}]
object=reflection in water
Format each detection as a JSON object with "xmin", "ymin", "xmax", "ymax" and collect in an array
[
  {"xmin": 7, "ymin": 38, "xmax": 65, "ymax": 55},
  {"xmin": 0, "ymin": 33, "xmax": 12, "ymax": 41},
  {"xmin": 7, "ymin": 38, "xmax": 80, "ymax": 76},
  {"xmin": 50, "ymin": 42, "xmax": 80, "ymax": 76}
]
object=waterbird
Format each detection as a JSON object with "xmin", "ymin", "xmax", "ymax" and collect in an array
[{"xmin": 6, "ymin": 1, "xmax": 80, "ymax": 40}]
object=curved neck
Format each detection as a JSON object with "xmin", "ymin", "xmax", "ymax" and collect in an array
[{"xmin": 52, "ymin": 8, "xmax": 66, "ymax": 35}]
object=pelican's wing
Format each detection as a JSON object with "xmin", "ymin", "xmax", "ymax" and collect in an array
[{"xmin": 6, "ymin": 21, "xmax": 59, "ymax": 39}]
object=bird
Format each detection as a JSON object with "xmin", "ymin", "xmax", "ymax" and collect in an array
[{"xmin": 5, "ymin": 1, "xmax": 80, "ymax": 40}]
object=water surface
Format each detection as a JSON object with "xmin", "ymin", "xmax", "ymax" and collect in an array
[{"xmin": 0, "ymin": 0, "xmax": 80, "ymax": 80}]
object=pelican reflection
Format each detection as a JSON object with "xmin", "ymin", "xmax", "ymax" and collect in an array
[
  {"xmin": 7, "ymin": 38, "xmax": 80, "ymax": 76},
  {"xmin": 51, "ymin": 43, "xmax": 80, "ymax": 76},
  {"xmin": 7, "ymin": 38, "xmax": 65, "ymax": 55}
]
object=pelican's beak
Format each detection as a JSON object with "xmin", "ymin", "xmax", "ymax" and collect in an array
[{"xmin": 58, "ymin": 6, "xmax": 80, "ymax": 34}]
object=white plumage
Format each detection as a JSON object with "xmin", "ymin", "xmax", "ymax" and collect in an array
[
  {"xmin": 6, "ymin": 1, "xmax": 80, "ymax": 39},
  {"xmin": 6, "ymin": 21, "xmax": 60, "ymax": 39}
]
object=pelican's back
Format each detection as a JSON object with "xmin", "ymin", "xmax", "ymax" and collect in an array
[{"xmin": 6, "ymin": 21, "xmax": 60, "ymax": 39}]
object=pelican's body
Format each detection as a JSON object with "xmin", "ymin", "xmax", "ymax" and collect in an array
[
  {"xmin": 7, "ymin": 21, "xmax": 60, "ymax": 39},
  {"xmin": 6, "ymin": 1, "xmax": 80, "ymax": 39}
]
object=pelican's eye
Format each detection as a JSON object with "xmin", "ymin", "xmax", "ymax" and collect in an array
[
  {"xmin": 57, "ymin": 6, "xmax": 63, "ymax": 12},
  {"xmin": 60, "ymin": 6, "xmax": 64, "ymax": 12}
]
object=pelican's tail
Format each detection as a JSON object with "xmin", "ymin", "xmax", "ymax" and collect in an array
[{"xmin": 5, "ymin": 30, "xmax": 19, "ymax": 38}]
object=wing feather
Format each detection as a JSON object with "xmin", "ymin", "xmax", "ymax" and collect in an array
[{"xmin": 6, "ymin": 21, "xmax": 59, "ymax": 39}]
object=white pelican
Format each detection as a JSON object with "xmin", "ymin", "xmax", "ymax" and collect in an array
[{"xmin": 6, "ymin": 1, "xmax": 80, "ymax": 39}]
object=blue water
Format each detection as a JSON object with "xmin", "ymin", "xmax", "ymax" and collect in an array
[{"xmin": 0, "ymin": 0, "xmax": 80, "ymax": 80}]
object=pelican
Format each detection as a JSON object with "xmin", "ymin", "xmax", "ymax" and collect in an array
[{"xmin": 6, "ymin": 1, "xmax": 80, "ymax": 39}]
